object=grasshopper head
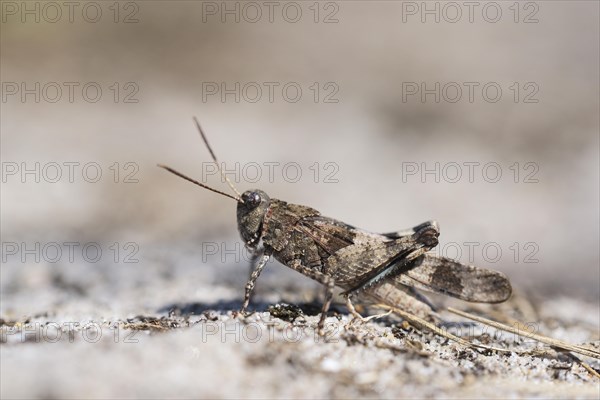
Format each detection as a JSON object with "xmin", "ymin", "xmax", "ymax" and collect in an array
[{"xmin": 237, "ymin": 189, "xmax": 271, "ymax": 248}]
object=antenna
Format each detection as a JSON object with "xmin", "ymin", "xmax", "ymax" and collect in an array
[
  {"xmin": 158, "ymin": 164, "xmax": 242, "ymax": 203},
  {"xmin": 193, "ymin": 117, "xmax": 243, "ymax": 198}
]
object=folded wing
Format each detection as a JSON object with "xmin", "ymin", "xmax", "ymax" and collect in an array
[{"xmin": 395, "ymin": 255, "xmax": 512, "ymax": 303}]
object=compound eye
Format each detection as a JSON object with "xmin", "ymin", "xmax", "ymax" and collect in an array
[{"xmin": 243, "ymin": 191, "xmax": 261, "ymax": 208}]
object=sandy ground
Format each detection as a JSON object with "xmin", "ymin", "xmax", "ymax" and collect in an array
[{"xmin": 1, "ymin": 244, "xmax": 599, "ymax": 399}]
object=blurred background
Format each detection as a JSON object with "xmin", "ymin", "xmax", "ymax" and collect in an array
[{"xmin": 1, "ymin": 1, "xmax": 598, "ymax": 323}]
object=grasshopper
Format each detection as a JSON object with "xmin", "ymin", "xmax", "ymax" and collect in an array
[{"xmin": 159, "ymin": 119, "xmax": 512, "ymax": 334}]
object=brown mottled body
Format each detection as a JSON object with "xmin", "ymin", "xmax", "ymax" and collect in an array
[
  {"xmin": 159, "ymin": 120, "xmax": 512, "ymax": 335},
  {"xmin": 238, "ymin": 194, "xmax": 512, "ymax": 332}
]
